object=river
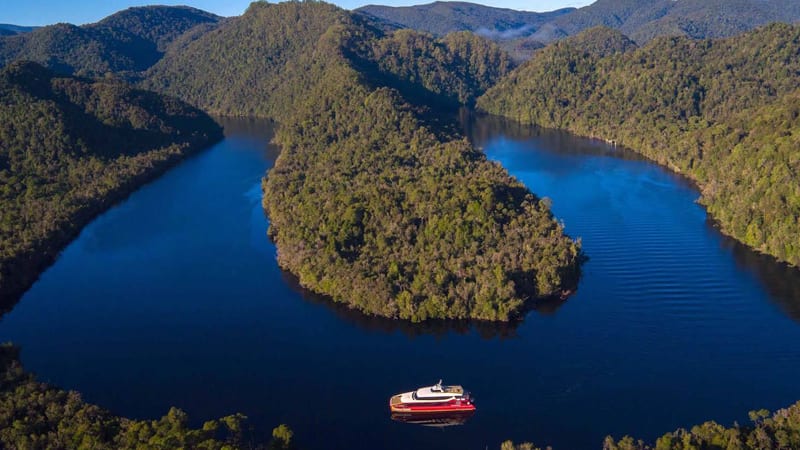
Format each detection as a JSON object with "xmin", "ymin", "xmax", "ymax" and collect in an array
[{"xmin": 1, "ymin": 115, "xmax": 799, "ymax": 449}]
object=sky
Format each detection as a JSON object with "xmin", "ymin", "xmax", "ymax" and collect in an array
[{"xmin": 1, "ymin": 0, "xmax": 594, "ymax": 27}]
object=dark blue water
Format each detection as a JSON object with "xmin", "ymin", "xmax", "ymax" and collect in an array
[{"xmin": 2, "ymin": 115, "xmax": 800, "ymax": 449}]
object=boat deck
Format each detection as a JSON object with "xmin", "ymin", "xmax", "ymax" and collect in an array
[
  {"xmin": 390, "ymin": 394, "xmax": 403, "ymax": 406},
  {"xmin": 442, "ymin": 385, "xmax": 464, "ymax": 394}
]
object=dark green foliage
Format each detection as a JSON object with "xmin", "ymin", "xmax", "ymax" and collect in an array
[
  {"xmin": 0, "ymin": 60, "xmax": 221, "ymax": 308},
  {"xmin": 91, "ymin": 5, "xmax": 221, "ymax": 53},
  {"xmin": 348, "ymin": 28, "xmax": 513, "ymax": 107},
  {"xmin": 143, "ymin": 1, "xmax": 353, "ymax": 119},
  {"xmin": 0, "ymin": 6, "xmax": 220, "ymax": 77},
  {"xmin": 258, "ymin": 5, "xmax": 581, "ymax": 322},
  {"xmin": 269, "ymin": 425, "xmax": 295, "ymax": 450},
  {"xmin": 478, "ymin": 24, "xmax": 800, "ymax": 267},
  {"xmin": 0, "ymin": 343, "xmax": 249, "ymax": 449},
  {"xmin": 146, "ymin": 2, "xmax": 511, "ymax": 116}
]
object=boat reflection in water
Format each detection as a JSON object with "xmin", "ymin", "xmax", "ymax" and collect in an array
[{"xmin": 390, "ymin": 411, "xmax": 475, "ymax": 428}]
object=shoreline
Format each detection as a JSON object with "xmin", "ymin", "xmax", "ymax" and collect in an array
[{"xmin": 0, "ymin": 131, "xmax": 223, "ymax": 315}]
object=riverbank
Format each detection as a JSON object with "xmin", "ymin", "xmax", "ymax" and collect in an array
[
  {"xmin": 0, "ymin": 133, "xmax": 222, "ymax": 312},
  {"xmin": 476, "ymin": 25, "xmax": 800, "ymax": 268},
  {"xmin": 0, "ymin": 62, "xmax": 222, "ymax": 313}
]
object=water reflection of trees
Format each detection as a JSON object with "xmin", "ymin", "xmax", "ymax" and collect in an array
[
  {"xmin": 213, "ymin": 116, "xmax": 282, "ymax": 161},
  {"xmin": 463, "ymin": 110, "xmax": 800, "ymax": 326},
  {"xmin": 390, "ymin": 411, "xmax": 475, "ymax": 427},
  {"xmin": 280, "ymin": 269, "xmax": 571, "ymax": 339},
  {"xmin": 717, "ymin": 219, "xmax": 800, "ymax": 323},
  {"xmin": 459, "ymin": 109, "xmax": 648, "ymax": 161}
]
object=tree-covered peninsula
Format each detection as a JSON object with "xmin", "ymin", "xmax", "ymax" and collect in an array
[
  {"xmin": 0, "ymin": 61, "xmax": 221, "ymax": 308},
  {"xmin": 504, "ymin": 400, "xmax": 800, "ymax": 449},
  {"xmin": 478, "ymin": 24, "xmax": 800, "ymax": 267},
  {"xmin": 0, "ymin": 343, "xmax": 304, "ymax": 449},
  {"xmin": 145, "ymin": 1, "xmax": 582, "ymax": 321}
]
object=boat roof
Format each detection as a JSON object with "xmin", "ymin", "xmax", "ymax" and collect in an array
[{"xmin": 415, "ymin": 381, "xmax": 464, "ymax": 397}]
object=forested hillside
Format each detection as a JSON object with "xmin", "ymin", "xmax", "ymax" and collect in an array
[
  {"xmin": 478, "ymin": 24, "xmax": 800, "ymax": 266},
  {"xmin": 145, "ymin": 2, "xmax": 511, "ymax": 114},
  {"xmin": 0, "ymin": 6, "xmax": 220, "ymax": 77},
  {"xmin": 0, "ymin": 61, "xmax": 221, "ymax": 309},
  {"xmin": 143, "ymin": 1, "xmax": 581, "ymax": 321}
]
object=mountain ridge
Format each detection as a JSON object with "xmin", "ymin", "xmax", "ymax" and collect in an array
[
  {"xmin": 0, "ymin": 6, "xmax": 220, "ymax": 77},
  {"xmin": 357, "ymin": 0, "xmax": 800, "ymax": 60}
]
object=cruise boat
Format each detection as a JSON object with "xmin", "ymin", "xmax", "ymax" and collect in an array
[{"xmin": 389, "ymin": 380, "xmax": 476, "ymax": 413}]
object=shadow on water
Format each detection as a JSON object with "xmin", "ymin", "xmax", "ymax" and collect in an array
[
  {"xmin": 213, "ymin": 115, "xmax": 282, "ymax": 161},
  {"xmin": 279, "ymin": 269, "xmax": 572, "ymax": 339},
  {"xmin": 717, "ymin": 222, "xmax": 800, "ymax": 323},
  {"xmin": 390, "ymin": 411, "xmax": 475, "ymax": 427},
  {"xmin": 459, "ymin": 109, "xmax": 650, "ymax": 161}
]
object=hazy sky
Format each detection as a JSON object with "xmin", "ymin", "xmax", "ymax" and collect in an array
[{"xmin": 2, "ymin": 0, "xmax": 594, "ymax": 26}]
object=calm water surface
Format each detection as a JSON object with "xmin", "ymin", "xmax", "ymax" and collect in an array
[{"xmin": 2, "ymin": 115, "xmax": 800, "ymax": 449}]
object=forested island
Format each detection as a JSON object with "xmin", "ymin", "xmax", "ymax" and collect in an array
[
  {"xmin": 478, "ymin": 24, "xmax": 800, "ymax": 267},
  {"xmin": 144, "ymin": 1, "xmax": 583, "ymax": 321},
  {"xmin": 0, "ymin": 61, "xmax": 221, "ymax": 308}
]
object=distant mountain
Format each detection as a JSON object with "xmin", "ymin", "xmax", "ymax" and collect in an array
[
  {"xmin": 356, "ymin": 1, "xmax": 573, "ymax": 37},
  {"xmin": 0, "ymin": 24, "xmax": 38, "ymax": 36},
  {"xmin": 356, "ymin": 1, "xmax": 573, "ymax": 60},
  {"xmin": 551, "ymin": 0, "xmax": 800, "ymax": 43},
  {"xmin": 0, "ymin": 6, "xmax": 220, "ymax": 77},
  {"xmin": 356, "ymin": 0, "xmax": 800, "ymax": 59}
]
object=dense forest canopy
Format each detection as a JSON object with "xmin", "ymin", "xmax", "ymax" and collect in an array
[
  {"xmin": 0, "ymin": 6, "xmax": 220, "ymax": 78},
  {"xmin": 478, "ymin": 24, "xmax": 800, "ymax": 266},
  {"xmin": 146, "ymin": 0, "xmax": 581, "ymax": 321},
  {"xmin": 0, "ymin": 60, "xmax": 221, "ymax": 308}
]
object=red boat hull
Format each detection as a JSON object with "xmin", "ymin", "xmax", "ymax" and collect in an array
[{"xmin": 389, "ymin": 399, "xmax": 476, "ymax": 413}]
